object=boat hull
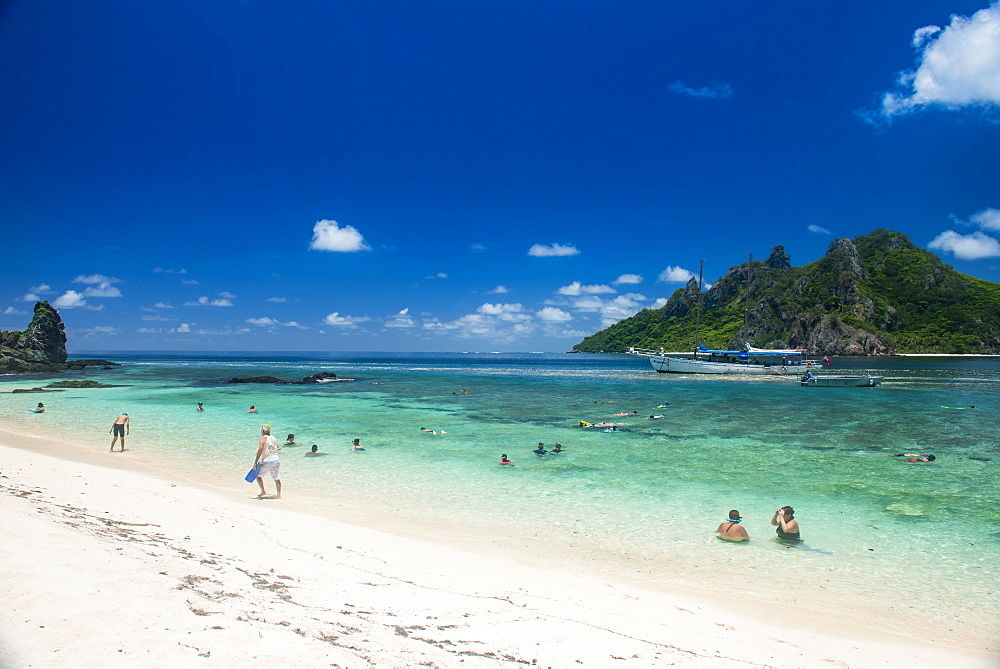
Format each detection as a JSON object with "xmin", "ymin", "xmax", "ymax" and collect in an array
[
  {"xmin": 799, "ymin": 376, "xmax": 883, "ymax": 387},
  {"xmin": 649, "ymin": 356, "xmax": 779, "ymax": 375}
]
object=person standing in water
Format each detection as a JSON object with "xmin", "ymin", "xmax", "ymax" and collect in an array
[
  {"xmin": 109, "ymin": 413, "xmax": 130, "ymax": 452},
  {"xmin": 253, "ymin": 425, "xmax": 282, "ymax": 499},
  {"xmin": 771, "ymin": 506, "xmax": 800, "ymax": 541},
  {"xmin": 716, "ymin": 510, "xmax": 749, "ymax": 542}
]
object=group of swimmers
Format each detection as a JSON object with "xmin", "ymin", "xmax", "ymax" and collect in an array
[
  {"xmin": 499, "ymin": 442, "xmax": 565, "ymax": 464},
  {"xmin": 716, "ymin": 506, "xmax": 801, "ymax": 543}
]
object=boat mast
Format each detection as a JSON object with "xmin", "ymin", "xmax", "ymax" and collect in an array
[
  {"xmin": 742, "ymin": 253, "xmax": 752, "ymax": 343},
  {"xmin": 694, "ymin": 259, "xmax": 704, "ymax": 350}
]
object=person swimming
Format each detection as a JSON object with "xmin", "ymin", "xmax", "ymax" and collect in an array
[
  {"xmin": 284, "ymin": 434, "xmax": 296, "ymax": 445},
  {"xmin": 351, "ymin": 438, "xmax": 364, "ymax": 451},
  {"xmin": 305, "ymin": 444, "xmax": 326, "ymax": 457},
  {"xmin": 533, "ymin": 442, "xmax": 547, "ymax": 455},
  {"xmin": 248, "ymin": 405, "xmax": 258, "ymax": 413},
  {"xmin": 551, "ymin": 443, "xmax": 563, "ymax": 453},
  {"xmin": 499, "ymin": 453, "xmax": 514, "ymax": 465},
  {"xmin": 904, "ymin": 454, "xmax": 936, "ymax": 462}
]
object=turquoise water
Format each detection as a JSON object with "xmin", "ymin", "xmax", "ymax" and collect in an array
[{"xmin": 2, "ymin": 351, "xmax": 998, "ymax": 646}]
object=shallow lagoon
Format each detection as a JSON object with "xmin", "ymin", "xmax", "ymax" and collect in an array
[{"xmin": 2, "ymin": 351, "xmax": 998, "ymax": 646}]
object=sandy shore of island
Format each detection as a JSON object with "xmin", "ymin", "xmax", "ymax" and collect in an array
[{"xmin": 0, "ymin": 427, "xmax": 996, "ymax": 668}]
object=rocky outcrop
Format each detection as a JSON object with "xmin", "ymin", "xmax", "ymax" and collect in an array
[
  {"xmin": 228, "ymin": 372, "xmax": 340, "ymax": 385},
  {"xmin": 0, "ymin": 302, "xmax": 120, "ymax": 374},
  {"xmin": 0, "ymin": 302, "xmax": 69, "ymax": 373}
]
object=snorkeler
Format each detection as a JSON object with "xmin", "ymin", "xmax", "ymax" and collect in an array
[
  {"xmin": 717, "ymin": 510, "xmax": 749, "ymax": 542},
  {"xmin": 533, "ymin": 443, "xmax": 547, "ymax": 455}
]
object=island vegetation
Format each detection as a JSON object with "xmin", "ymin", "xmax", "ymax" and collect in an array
[{"xmin": 574, "ymin": 229, "xmax": 1000, "ymax": 355}]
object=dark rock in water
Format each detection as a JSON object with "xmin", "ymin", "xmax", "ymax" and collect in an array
[
  {"xmin": 229, "ymin": 371, "xmax": 341, "ymax": 385},
  {"xmin": 302, "ymin": 371, "xmax": 337, "ymax": 383},
  {"xmin": 46, "ymin": 380, "xmax": 121, "ymax": 388},
  {"xmin": 12, "ymin": 387, "xmax": 50, "ymax": 393},
  {"xmin": 229, "ymin": 376, "xmax": 290, "ymax": 384},
  {"xmin": 65, "ymin": 359, "xmax": 120, "ymax": 370},
  {"xmin": 0, "ymin": 303, "xmax": 123, "ymax": 374}
]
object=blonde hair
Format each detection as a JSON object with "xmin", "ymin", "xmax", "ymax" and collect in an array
[{"xmin": 261, "ymin": 425, "xmax": 272, "ymax": 435}]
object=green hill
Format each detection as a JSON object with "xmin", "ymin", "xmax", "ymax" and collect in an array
[{"xmin": 574, "ymin": 229, "xmax": 1000, "ymax": 355}]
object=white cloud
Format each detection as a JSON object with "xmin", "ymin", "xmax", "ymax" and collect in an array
[
  {"xmin": 425, "ymin": 272, "xmax": 448, "ymax": 279},
  {"xmin": 184, "ymin": 296, "xmax": 234, "ymax": 307},
  {"xmin": 570, "ymin": 296, "xmax": 605, "ymax": 312},
  {"xmin": 73, "ymin": 274, "xmax": 120, "ymax": 285},
  {"xmin": 266, "ymin": 296, "xmax": 287, "ymax": 302},
  {"xmin": 3, "ymin": 307, "xmax": 27, "ymax": 315},
  {"xmin": 52, "ymin": 290, "xmax": 88, "ymax": 309},
  {"xmin": 928, "ymin": 230, "xmax": 1000, "ymax": 259},
  {"xmin": 75, "ymin": 325, "xmax": 119, "ymax": 335},
  {"xmin": 657, "ymin": 266, "xmax": 696, "ymax": 283},
  {"xmin": 557, "ymin": 281, "xmax": 616, "ymax": 296},
  {"xmin": 971, "ymin": 207, "xmax": 1000, "ymax": 232},
  {"xmin": 219, "ymin": 291, "xmax": 236, "ymax": 299},
  {"xmin": 385, "ymin": 308, "xmax": 416, "ymax": 328},
  {"xmin": 246, "ymin": 316, "xmax": 305, "ymax": 328},
  {"xmin": 172, "ymin": 323, "xmax": 193, "ymax": 333},
  {"xmin": 137, "ymin": 327, "xmax": 163, "ymax": 333},
  {"xmin": 470, "ymin": 243, "xmax": 487, "ymax": 253},
  {"xmin": 528, "ymin": 243, "xmax": 580, "ymax": 257},
  {"xmin": 154, "ymin": 301, "xmax": 174, "ymax": 309},
  {"xmin": 323, "ymin": 312, "xmax": 371, "ymax": 328},
  {"xmin": 83, "ymin": 282, "xmax": 122, "ymax": 298},
  {"xmin": 669, "ymin": 81, "xmax": 734, "ymax": 99},
  {"xmin": 808, "ymin": 224, "xmax": 831, "ymax": 235},
  {"xmin": 153, "ymin": 267, "xmax": 187, "ymax": 274},
  {"xmin": 21, "ymin": 283, "xmax": 52, "ymax": 301},
  {"xmin": 651, "ymin": 297, "xmax": 669, "ymax": 309},
  {"xmin": 477, "ymin": 302, "xmax": 530, "ymax": 322},
  {"xmin": 486, "ymin": 285, "xmax": 509, "ymax": 294},
  {"xmin": 182, "ymin": 279, "xmax": 199, "ymax": 285},
  {"xmin": 875, "ymin": 2, "xmax": 1000, "ymax": 119},
  {"xmin": 141, "ymin": 314, "xmax": 173, "ymax": 321},
  {"xmin": 536, "ymin": 307, "xmax": 572, "ymax": 322},
  {"xmin": 309, "ymin": 219, "xmax": 371, "ymax": 252},
  {"xmin": 613, "ymin": 274, "xmax": 643, "ymax": 285}
]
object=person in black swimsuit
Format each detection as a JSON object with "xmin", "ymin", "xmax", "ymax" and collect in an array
[{"xmin": 771, "ymin": 506, "xmax": 800, "ymax": 541}]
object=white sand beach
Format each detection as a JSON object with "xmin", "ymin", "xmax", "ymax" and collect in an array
[{"xmin": 0, "ymin": 427, "xmax": 995, "ymax": 668}]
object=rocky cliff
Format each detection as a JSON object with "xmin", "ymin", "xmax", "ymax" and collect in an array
[
  {"xmin": 575, "ymin": 229, "xmax": 1000, "ymax": 355},
  {"xmin": 0, "ymin": 301, "xmax": 69, "ymax": 372}
]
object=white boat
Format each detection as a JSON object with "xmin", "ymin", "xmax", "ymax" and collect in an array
[
  {"xmin": 799, "ymin": 375, "xmax": 883, "ymax": 387},
  {"xmin": 630, "ymin": 256, "xmax": 829, "ymax": 376},
  {"xmin": 645, "ymin": 346, "xmax": 818, "ymax": 375}
]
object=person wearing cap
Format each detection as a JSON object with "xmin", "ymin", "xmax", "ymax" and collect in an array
[
  {"xmin": 253, "ymin": 424, "xmax": 282, "ymax": 499},
  {"xmin": 109, "ymin": 412, "xmax": 130, "ymax": 452},
  {"xmin": 717, "ymin": 510, "xmax": 750, "ymax": 542}
]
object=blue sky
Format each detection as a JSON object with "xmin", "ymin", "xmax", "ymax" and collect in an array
[{"xmin": 2, "ymin": 1, "xmax": 999, "ymax": 352}]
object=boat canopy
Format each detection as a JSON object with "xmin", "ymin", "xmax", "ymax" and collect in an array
[{"xmin": 695, "ymin": 344, "xmax": 803, "ymax": 357}]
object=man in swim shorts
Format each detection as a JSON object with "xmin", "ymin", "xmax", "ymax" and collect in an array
[{"xmin": 109, "ymin": 413, "xmax": 129, "ymax": 452}]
